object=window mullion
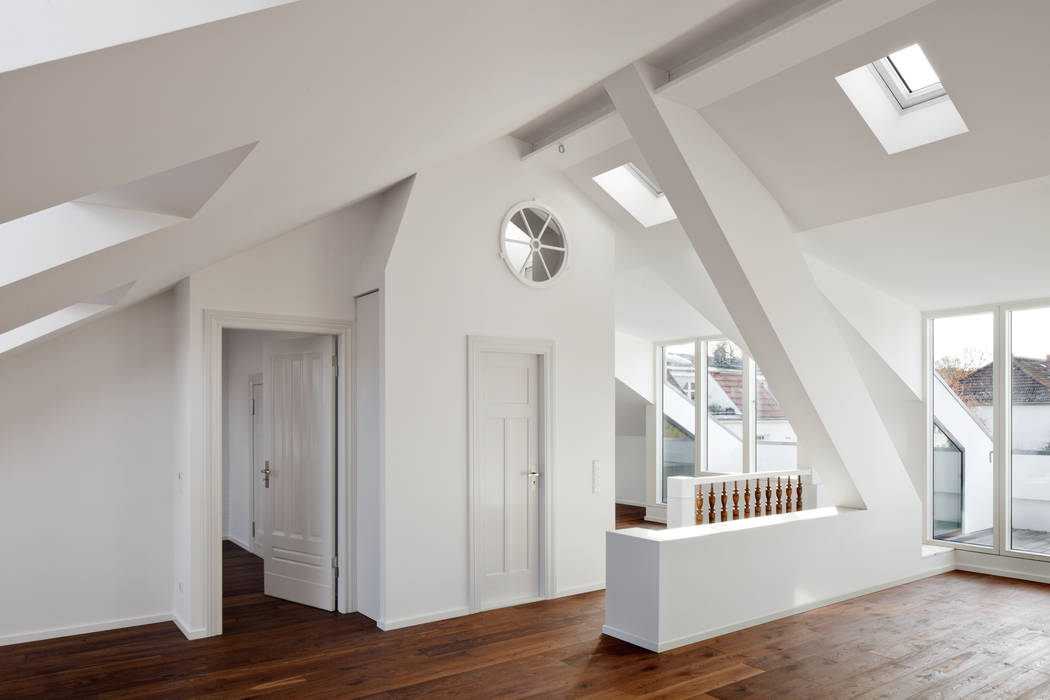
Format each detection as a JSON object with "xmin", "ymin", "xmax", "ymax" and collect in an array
[
  {"xmin": 995, "ymin": 307, "xmax": 1008, "ymax": 555},
  {"xmin": 696, "ymin": 339, "xmax": 707, "ymax": 474},
  {"xmin": 743, "ymin": 354, "xmax": 756, "ymax": 474}
]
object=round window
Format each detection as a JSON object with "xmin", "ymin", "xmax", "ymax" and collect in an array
[{"xmin": 499, "ymin": 203, "xmax": 568, "ymax": 286}]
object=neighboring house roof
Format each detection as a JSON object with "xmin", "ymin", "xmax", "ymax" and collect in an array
[
  {"xmin": 954, "ymin": 357, "xmax": 1050, "ymax": 405},
  {"xmin": 710, "ymin": 370, "xmax": 786, "ymax": 419}
]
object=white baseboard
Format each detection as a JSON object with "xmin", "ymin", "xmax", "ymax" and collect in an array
[
  {"xmin": 377, "ymin": 606, "xmax": 470, "ymax": 631},
  {"xmin": 956, "ymin": 559, "xmax": 1050, "ymax": 585},
  {"xmin": 0, "ymin": 612, "xmax": 173, "ymax": 647},
  {"xmin": 616, "ymin": 499, "xmax": 646, "ymax": 508},
  {"xmin": 172, "ymin": 612, "xmax": 207, "ymax": 640},
  {"xmin": 554, "ymin": 581, "xmax": 605, "ymax": 598},
  {"xmin": 223, "ymin": 535, "xmax": 252, "ymax": 553},
  {"xmin": 606, "ymin": 564, "xmax": 955, "ymax": 653},
  {"xmin": 644, "ymin": 504, "xmax": 667, "ymax": 524}
]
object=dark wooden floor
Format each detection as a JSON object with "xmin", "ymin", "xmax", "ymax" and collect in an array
[
  {"xmin": 6, "ymin": 544, "xmax": 1050, "ymax": 698},
  {"xmin": 615, "ymin": 503, "xmax": 665, "ymax": 531}
]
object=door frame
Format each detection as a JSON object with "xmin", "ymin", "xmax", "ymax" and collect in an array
[
  {"xmin": 466, "ymin": 335, "xmax": 555, "ymax": 612},
  {"xmin": 248, "ymin": 372, "xmax": 263, "ymax": 555},
  {"xmin": 204, "ymin": 310, "xmax": 352, "ymax": 637}
]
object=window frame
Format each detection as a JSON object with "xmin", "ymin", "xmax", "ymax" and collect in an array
[
  {"xmin": 923, "ymin": 297, "xmax": 1050, "ymax": 564},
  {"xmin": 655, "ymin": 336, "xmax": 796, "ymax": 503},
  {"xmin": 871, "ymin": 57, "xmax": 947, "ymax": 111}
]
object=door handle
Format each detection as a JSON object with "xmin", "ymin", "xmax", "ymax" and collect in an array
[
  {"xmin": 528, "ymin": 470, "xmax": 539, "ymax": 488},
  {"xmin": 261, "ymin": 461, "xmax": 272, "ymax": 488}
]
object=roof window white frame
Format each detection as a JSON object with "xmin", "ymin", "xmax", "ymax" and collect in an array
[{"xmin": 871, "ymin": 57, "xmax": 946, "ymax": 110}]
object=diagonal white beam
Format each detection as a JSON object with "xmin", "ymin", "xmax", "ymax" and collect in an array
[{"xmin": 605, "ymin": 64, "xmax": 914, "ymax": 510}]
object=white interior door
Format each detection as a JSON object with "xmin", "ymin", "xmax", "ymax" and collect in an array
[
  {"xmin": 262, "ymin": 335, "xmax": 336, "ymax": 610},
  {"xmin": 479, "ymin": 351, "xmax": 541, "ymax": 609},
  {"xmin": 250, "ymin": 379, "xmax": 264, "ymax": 555}
]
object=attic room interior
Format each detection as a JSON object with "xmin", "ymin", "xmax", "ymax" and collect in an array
[{"xmin": 4, "ymin": 0, "xmax": 1050, "ymax": 697}]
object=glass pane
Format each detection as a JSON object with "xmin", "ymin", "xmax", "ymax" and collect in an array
[
  {"xmin": 706, "ymin": 340, "xmax": 743, "ymax": 473},
  {"xmin": 887, "ymin": 44, "xmax": 940, "ymax": 92},
  {"xmin": 932, "ymin": 424, "xmax": 963, "ymax": 538},
  {"xmin": 755, "ymin": 364, "xmax": 797, "ymax": 471},
  {"xmin": 931, "ymin": 313, "xmax": 994, "ymax": 547},
  {"xmin": 662, "ymin": 343, "xmax": 696, "ymax": 501},
  {"xmin": 501, "ymin": 206, "xmax": 567, "ymax": 284},
  {"xmin": 1010, "ymin": 307, "xmax": 1050, "ymax": 554}
]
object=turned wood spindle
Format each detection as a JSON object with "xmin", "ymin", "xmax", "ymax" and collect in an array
[
  {"xmin": 743, "ymin": 480, "xmax": 751, "ymax": 518},
  {"xmin": 797, "ymin": 478, "xmax": 804, "ymax": 511},
  {"xmin": 732, "ymin": 481, "xmax": 740, "ymax": 520},
  {"xmin": 785, "ymin": 477, "xmax": 793, "ymax": 513},
  {"xmin": 765, "ymin": 479, "xmax": 772, "ymax": 516},
  {"xmin": 752, "ymin": 479, "xmax": 761, "ymax": 517},
  {"xmin": 775, "ymin": 477, "xmax": 783, "ymax": 515},
  {"xmin": 708, "ymin": 484, "xmax": 716, "ymax": 524},
  {"xmin": 720, "ymin": 483, "xmax": 728, "ymax": 522},
  {"xmin": 695, "ymin": 485, "xmax": 703, "ymax": 525}
]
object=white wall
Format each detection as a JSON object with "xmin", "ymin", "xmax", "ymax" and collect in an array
[
  {"xmin": 615, "ymin": 331, "xmax": 654, "ymax": 402},
  {"xmin": 381, "ymin": 137, "xmax": 617, "ymax": 627},
  {"xmin": 354, "ymin": 291, "xmax": 382, "ymax": 621},
  {"xmin": 616, "ymin": 379, "xmax": 648, "ymax": 506},
  {"xmin": 221, "ymin": 328, "xmax": 302, "ymax": 550},
  {"xmin": 0, "ymin": 293, "xmax": 174, "ymax": 644},
  {"xmin": 173, "ymin": 194, "xmax": 386, "ymax": 635}
]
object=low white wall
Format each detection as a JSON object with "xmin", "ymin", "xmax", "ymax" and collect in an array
[
  {"xmin": 606, "ymin": 508, "xmax": 954, "ymax": 651},
  {"xmin": 0, "ymin": 293, "xmax": 175, "ymax": 645}
]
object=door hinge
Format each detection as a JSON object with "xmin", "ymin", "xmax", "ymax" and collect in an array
[
  {"xmin": 251, "ymin": 521, "xmax": 256, "ymax": 538},
  {"xmin": 332, "ymin": 354, "xmax": 338, "ymax": 376},
  {"xmin": 251, "ymin": 399, "xmax": 255, "ymax": 415},
  {"xmin": 332, "ymin": 556, "xmax": 339, "ymax": 578}
]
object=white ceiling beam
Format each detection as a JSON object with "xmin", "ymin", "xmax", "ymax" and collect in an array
[
  {"xmin": 604, "ymin": 63, "xmax": 917, "ymax": 509},
  {"xmin": 525, "ymin": 0, "xmax": 935, "ymax": 167}
]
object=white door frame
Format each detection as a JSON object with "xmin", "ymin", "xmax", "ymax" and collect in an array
[
  {"xmin": 467, "ymin": 335, "xmax": 555, "ymax": 612},
  {"xmin": 204, "ymin": 310, "xmax": 353, "ymax": 636},
  {"xmin": 248, "ymin": 372, "xmax": 263, "ymax": 555}
]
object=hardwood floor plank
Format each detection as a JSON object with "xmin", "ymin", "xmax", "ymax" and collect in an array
[{"xmin": 7, "ymin": 543, "xmax": 1050, "ymax": 698}]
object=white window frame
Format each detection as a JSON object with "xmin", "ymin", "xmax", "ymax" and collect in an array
[
  {"xmin": 924, "ymin": 297, "xmax": 1050, "ymax": 564},
  {"xmin": 871, "ymin": 57, "xmax": 947, "ymax": 111},
  {"xmin": 655, "ymin": 336, "xmax": 787, "ymax": 502}
]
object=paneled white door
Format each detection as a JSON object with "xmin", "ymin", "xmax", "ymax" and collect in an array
[
  {"xmin": 479, "ymin": 351, "xmax": 541, "ymax": 609},
  {"xmin": 262, "ymin": 335, "xmax": 336, "ymax": 610}
]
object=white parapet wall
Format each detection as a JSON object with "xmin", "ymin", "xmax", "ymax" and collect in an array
[{"xmin": 604, "ymin": 507, "xmax": 955, "ymax": 652}]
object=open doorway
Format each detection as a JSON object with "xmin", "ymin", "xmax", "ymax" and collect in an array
[{"xmin": 222, "ymin": 328, "xmax": 338, "ymax": 615}]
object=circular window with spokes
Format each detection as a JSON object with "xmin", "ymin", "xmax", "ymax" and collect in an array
[{"xmin": 499, "ymin": 203, "xmax": 568, "ymax": 287}]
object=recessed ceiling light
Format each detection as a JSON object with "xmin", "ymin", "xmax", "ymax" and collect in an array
[{"xmin": 592, "ymin": 163, "xmax": 676, "ymax": 228}]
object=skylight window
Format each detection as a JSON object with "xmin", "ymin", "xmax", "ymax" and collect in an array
[
  {"xmin": 872, "ymin": 43, "xmax": 946, "ymax": 109},
  {"xmin": 836, "ymin": 43, "xmax": 967, "ymax": 154},
  {"xmin": 592, "ymin": 163, "xmax": 677, "ymax": 228}
]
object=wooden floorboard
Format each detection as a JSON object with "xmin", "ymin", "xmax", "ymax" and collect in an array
[
  {"xmin": 615, "ymin": 503, "xmax": 665, "ymax": 531},
  {"xmin": 5, "ymin": 544, "xmax": 1050, "ymax": 698}
]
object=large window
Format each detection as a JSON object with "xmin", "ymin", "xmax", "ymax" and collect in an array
[
  {"xmin": 661, "ymin": 343, "xmax": 697, "ymax": 502},
  {"xmin": 927, "ymin": 302, "xmax": 1050, "ymax": 560},
  {"xmin": 929, "ymin": 312, "xmax": 994, "ymax": 548},
  {"xmin": 657, "ymin": 338, "xmax": 797, "ymax": 501}
]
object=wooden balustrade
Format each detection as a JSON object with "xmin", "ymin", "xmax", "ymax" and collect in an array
[{"xmin": 692, "ymin": 472, "xmax": 810, "ymax": 525}]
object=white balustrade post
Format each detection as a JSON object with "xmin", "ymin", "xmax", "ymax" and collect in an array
[{"xmin": 667, "ymin": 476, "xmax": 697, "ymax": 528}]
